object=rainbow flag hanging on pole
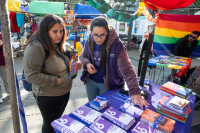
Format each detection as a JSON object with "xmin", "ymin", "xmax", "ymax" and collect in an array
[{"xmin": 153, "ymin": 14, "xmax": 200, "ymax": 57}]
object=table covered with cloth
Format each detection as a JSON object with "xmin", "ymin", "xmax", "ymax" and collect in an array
[
  {"xmin": 148, "ymin": 55, "xmax": 192, "ymax": 78},
  {"xmin": 54, "ymin": 83, "xmax": 196, "ymax": 133}
]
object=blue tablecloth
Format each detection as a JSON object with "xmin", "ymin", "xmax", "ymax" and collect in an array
[{"xmin": 54, "ymin": 83, "xmax": 196, "ymax": 133}]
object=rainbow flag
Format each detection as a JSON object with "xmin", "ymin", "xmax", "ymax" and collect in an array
[
  {"xmin": 153, "ymin": 14, "xmax": 200, "ymax": 57},
  {"xmin": 65, "ymin": 23, "xmax": 72, "ymax": 29}
]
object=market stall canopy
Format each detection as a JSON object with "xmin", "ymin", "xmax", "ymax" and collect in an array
[
  {"xmin": 85, "ymin": 0, "xmax": 140, "ymax": 22},
  {"xmin": 8, "ymin": 0, "xmax": 21, "ymax": 11},
  {"xmin": 28, "ymin": 1, "xmax": 64, "ymax": 16},
  {"xmin": 144, "ymin": 0, "xmax": 195, "ymax": 11},
  {"xmin": 74, "ymin": 4, "xmax": 102, "ymax": 19},
  {"xmin": 153, "ymin": 14, "xmax": 200, "ymax": 57},
  {"xmin": 20, "ymin": 7, "xmax": 29, "ymax": 12}
]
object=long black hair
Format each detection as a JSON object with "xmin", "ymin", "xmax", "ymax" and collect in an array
[
  {"xmin": 90, "ymin": 16, "xmax": 110, "ymax": 69},
  {"xmin": 24, "ymin": 14, "xmax": 67, "ymax": 56}
]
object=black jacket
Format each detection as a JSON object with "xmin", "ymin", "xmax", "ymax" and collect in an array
[{"xmin": 171, "ymin": 35, "xmax": 198, "ymax": 57}]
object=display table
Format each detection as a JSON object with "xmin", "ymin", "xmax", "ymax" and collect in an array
[
  {"xmin": 54, "ymin": 83, "xmax": 196, "ymax": 133},
  {"xmin": 148, "ymin": 55, "xmax": 191, "ymax": 71},
  {"xmin": 148, "ymin": 55, "xmax": 192, "ymax": 83},
  {"xmin": 12, "ymin": 36, "xmax": 27, "ymax": 49}
]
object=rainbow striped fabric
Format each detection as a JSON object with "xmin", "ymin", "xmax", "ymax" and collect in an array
[
  {"xmin": 153, "ymin": 14, "xmax": 200, "ymax": 57},
  {"xmin": 65, "ymin": 23, "xmax": 72, "ymax": 29}
]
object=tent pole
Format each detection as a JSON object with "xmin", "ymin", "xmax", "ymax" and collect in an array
[
  {"xmin": 8, "ymin": 10, "xmax": 107, "ymax": 17},
  {"xmin": 127, "ymin": 21, "xmax": 133, "ymax": 50},
  {"xmin": 0, "ymin": 1, "xmax": 21, "ymax": 133}
]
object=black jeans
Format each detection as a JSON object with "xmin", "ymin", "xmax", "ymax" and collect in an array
[
  {"xmin": 34, "ymin": 92, "xmax": 70, "ymax": 133},
  {"xmin": 180, "ymin": 67, "xmax": 195, "ymax": 85}
]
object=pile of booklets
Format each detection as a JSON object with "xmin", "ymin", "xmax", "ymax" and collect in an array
[
  {"xmin": 140, "ymin": 109, "xmax": 176, "ymax": 133},
  {"xmin": 160, "ymin": 82, "xmax": 192, "ymax": 99},
  {"xmin": 90, "ymin": 96, "xmax": 110, "ymax": 111},
  {"xmin": 132, "ymin": 121, "xmax": 164, "ymax": 133},
  {"xmin": 51, "ymin": 114, "xmax": 90, "ymax": 133},
  {"xmin": 118, "ymin": 102, "xmax": 144, "ymax": 118},
  {"xmin": 157, "ymin": 96, "xmax": 191, "ymax": 123},
  {"xmin": 102, "ymin": 107, "xmax": 136, "ymax": 130},
  {"xmin": 71, "ymin": 105, "xmax": 102, "ymax": 125},
  {"xmin": 90, "ymin": 117, "xmax": 126, "ymax": 133}
]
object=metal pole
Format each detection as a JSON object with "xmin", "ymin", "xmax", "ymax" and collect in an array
[
  {"xmin": 8, "ymin": 10, "xmax": 106, "ymax": 17},
  {"xmin": 153, "ymin": 67, "xmax": 156, "ymax": 83},
  {"xmin": 139, "ymin": 33, "xmax": 154, "ymax": 86},
  {"xmin": 115, "ymin": 20, "xmax": 117, "ymax": 31},
  {"xmin": 127, "ymin": 21, "xmax": 133, "ymax": 50},
  {"xmin": 0, "ymin": 0, "xmax": 21, "ymax": 133}
]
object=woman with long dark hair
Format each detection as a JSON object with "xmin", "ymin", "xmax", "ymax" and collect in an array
[
  {"xmin": 23, "ymin": 14, "xmax": 82, "ymax": 133},
  {"xmin": 81, "ymin": 16, "xmax": 149, "ymax": 109}
]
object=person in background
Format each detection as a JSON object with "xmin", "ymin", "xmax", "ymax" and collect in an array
[
  {"xmin": 130, "ymin": 35, "xmax": 137, "ymax": 47},
  {"xmin": 171, "ymin": 31, "xmax": 200, "ymax": 57},
  {"xmin": 23, "ymin": 30, "xmax": 33, "ymax": 54},
  {"xmin": 81, "ymin": 17, "xmax": 149, "ymax": 109},
  {"xmin": 0, "ymin": 32, "xmax": 9, "ymax": 103},
  {"xmin": 27, "ymin": 30, "xmax": 33, "ymax": 40},
  {"xmin": 23, "ymin": 15, "xmax": 82, "ymax": 133},
  {"xmin": 131, "ymin": 35, "xmax": 137, "ymax": 43}
]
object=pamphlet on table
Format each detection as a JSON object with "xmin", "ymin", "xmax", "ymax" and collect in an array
[
  {"xmin": 51, "ymin": 114, "xmax": 85, "ymax": 133},
  {"xmin": 132, "ymin": 121, "xmax": 164, "ymax": 133},
  {"xmin": 72, "ymin": 105, "xmax": 102, "ymax": 125},
  {"xmin": 90, "ymin": 117, "xmax": 126, "ymax": 133},
  {"xmin": 79, "ymin": 127, "xmax": 95, "ymax": 133},
  {"xmin": 140, "ymin": 109, "xmax": 175, "ymax": 133},
  {"xmin": 118, "ymin": 103, "xmax": 144, "ymax": 118},
  {"xmin": 90, "ymin": 96, "xmax": 110, "ymax": 111},
  {"xmin": 102, "ymin": 107, "xmax": 136, "ymax": 130}
]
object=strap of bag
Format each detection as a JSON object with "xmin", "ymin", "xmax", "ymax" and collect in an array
[{"xmin": 55, "ymin": 50, "xmax": 70, "ymax": 72}]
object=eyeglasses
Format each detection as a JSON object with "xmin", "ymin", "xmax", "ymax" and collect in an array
[
  {"xmin": 92, "ymin": 34, "xmax": 107, "ymax": 39},
  {"xmin": 189, "ymin": 35, "xmax": 197, "ymax": 40}
]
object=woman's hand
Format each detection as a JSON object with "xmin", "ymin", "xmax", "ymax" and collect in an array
[
  {"xmin": 75, "ymin": 61, "xmax": 82, "ymax": 71},
  {"xmin": 86, "ymin": 63, "xmax": 97, "ymax": 74},
  {"xmin": 58, "ymin": 78, "xmax": 62, "ymax": 84},
  {"xmin": 131, "ymin": 94, "xmax": 149, "ymax": 109}
]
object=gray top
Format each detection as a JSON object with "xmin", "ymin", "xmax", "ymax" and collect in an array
[{"xmin": 23, "ymin": 40, "xmax": 72, "ymax": 96}]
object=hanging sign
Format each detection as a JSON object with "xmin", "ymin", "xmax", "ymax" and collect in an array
[{"xmin": 76, "ymin": 26, "xmax": 88, "ymax": 33}]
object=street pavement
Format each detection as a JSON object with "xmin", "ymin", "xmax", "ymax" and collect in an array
[{"xmin": 0, "ymin": 40, "xmax": 199, "ymax": 133}]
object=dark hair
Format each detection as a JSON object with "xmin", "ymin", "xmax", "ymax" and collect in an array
[
  {"xmin": 192, "ymin": 31, "xmax": 200, "ymax": 37},
  {"xmin": 90, "ymin": 16, "xmax": 109, "ymax": 69},
  {"xmin": 24, "ymin": 14, "xmax": 67, "ymax": 56}
]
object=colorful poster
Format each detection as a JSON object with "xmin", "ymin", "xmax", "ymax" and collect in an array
[
  {"xmin": 119, "ymin": 23, "xmax": 125, "ymax": 32},
  {"xmin": 76, "ymin": 42, "xmax": 84, "ymax": 57},
  {"xmin": 134, "ymin": 21, "xmax": 140, "ymax": 34}
]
